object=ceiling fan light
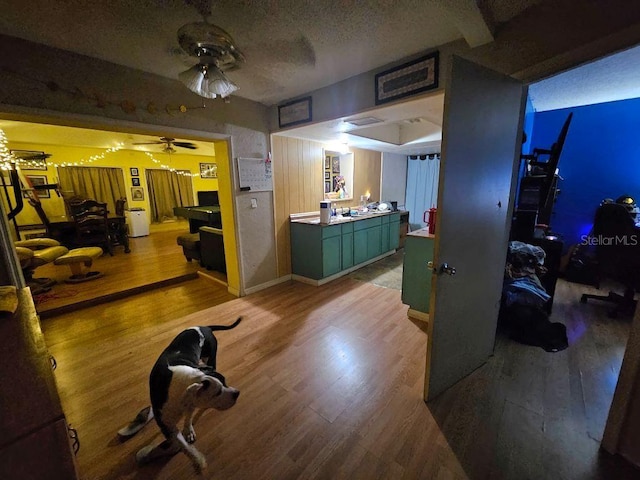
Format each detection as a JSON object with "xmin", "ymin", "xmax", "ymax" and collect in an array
[
  {"xmin": 178, "ymin": 64, "xmax": 206, "ymax": 94},
  {"xmin": 205, "ymin": 65, "xmax": 238, "ymax": 98}
]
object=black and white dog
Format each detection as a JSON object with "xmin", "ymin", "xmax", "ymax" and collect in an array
[{"xmin": 120, "ymin": 317, "xmax": 242, "ymax": 473}]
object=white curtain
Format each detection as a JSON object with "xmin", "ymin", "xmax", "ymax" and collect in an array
[{"xmin": 405, "ymin": 154, "xmax": 440, "ymax": 230}]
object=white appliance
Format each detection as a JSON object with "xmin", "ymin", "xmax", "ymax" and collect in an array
[{"xmin": 126, "ymin": 208, "xmax": 149, "ymax": 237}]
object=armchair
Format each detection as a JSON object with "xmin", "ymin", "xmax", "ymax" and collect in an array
[
  {"xmin": 14, "ymin": 238, "xmax": 69, "ymax": 294},
  {"xmin": 580, "ymin": 202, "xmax": 640, "ymax": 317}
]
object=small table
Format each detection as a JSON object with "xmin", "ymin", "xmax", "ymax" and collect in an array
[{"xmin": 49, "ymin": 214, "xmax": 130, "ymax": 253}]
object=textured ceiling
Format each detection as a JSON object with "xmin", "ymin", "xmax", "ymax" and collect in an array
[
  {"xmin": 0, "ymin": 0, "xmax": 537, "ymax": 106},
  {"xmin": 528, "ymin": 44, "xmax": 640, "ymax": 112}
]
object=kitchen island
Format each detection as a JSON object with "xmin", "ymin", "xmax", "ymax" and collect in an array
[{"xmin": 400, "ymin": 227, "xmax": 435, "ymax": 323}]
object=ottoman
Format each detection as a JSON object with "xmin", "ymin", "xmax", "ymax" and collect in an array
[{"xmin": 54, "ymin": 246, "xmax": 104, "ymax": 283}]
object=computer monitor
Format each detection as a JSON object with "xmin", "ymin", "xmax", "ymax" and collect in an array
[{"xmin": 197, "ymin": 190, "xmax": 219, "ymax": 206}]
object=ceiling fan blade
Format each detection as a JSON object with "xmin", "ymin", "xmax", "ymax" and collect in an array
[
  {"xmin": 173, "ymin": 142, "xmax": 198, "ymax": 149},
  {"xmin": 132, "ymin": 141, "xmax": 163, "ymax": 145}
]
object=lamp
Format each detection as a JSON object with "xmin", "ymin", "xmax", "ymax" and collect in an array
[{"xmin": 178, "ymin": 63, "xmax": 238, "ymax": 99}]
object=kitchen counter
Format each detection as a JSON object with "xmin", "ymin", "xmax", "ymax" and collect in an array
[{"xmin": 290, "ymin": 209, "xmax": 400, "ymax": 225}]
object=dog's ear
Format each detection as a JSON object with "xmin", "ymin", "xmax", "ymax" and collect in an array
[{"xmin": 198, "ymin": 376, "xmax": 223, "ymax": 397}]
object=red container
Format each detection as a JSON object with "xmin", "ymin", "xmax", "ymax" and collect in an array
[{"xmin": 423, "ymin": 207, "xmax": 437, "ymax": 235}]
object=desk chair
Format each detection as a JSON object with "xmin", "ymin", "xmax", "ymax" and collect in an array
[{"xmin": 580, "ymin": 202, "xmax": 640, "ymax": 317}]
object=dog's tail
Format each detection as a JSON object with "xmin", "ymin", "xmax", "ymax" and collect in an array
[{"xmin": 207, "ymin": 316, "xmax": 242, "ymax": 332}]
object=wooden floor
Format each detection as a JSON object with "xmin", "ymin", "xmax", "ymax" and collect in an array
[
  {"xmin": 32, "ymin": 220, "xmax": 227, "ymax": 318},
  {"xmin": 40, "ymin": 274, "xmax": 640, "ymax": 479}
]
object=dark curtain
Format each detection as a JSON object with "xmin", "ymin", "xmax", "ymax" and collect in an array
[
  {"xmin": 57, "ymin": 166, "xmax": 126, "ymax": 215},
  {"xmin": 146, "ymin": 169, "xmax": 194, "ymax": 222}
]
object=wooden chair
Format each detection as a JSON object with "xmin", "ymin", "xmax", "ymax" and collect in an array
[
  {"xmin": 71, "ymin": 200, "xmax": 114, "ymax": 256},
  {"xmin": 28, "ymin": 199, "xmax": 75, "ymax": 246}
]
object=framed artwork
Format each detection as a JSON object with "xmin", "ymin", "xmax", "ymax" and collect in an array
[
  {"xmin": 200, "ymin": 162, "xmax": 218, "ymax": 178},
  {"xmin": 324, "ymin": 155, "xmax": 331, "ymax": 170},
  {"xmin": 324, "ymin": 181, "xmax": 331, "ymax": 193},
  {"xmin": 131, "ymin": 186, "xmax": 144, "ymax": 201},
  {"xmin": 375, "ymin": 51, "xmax": 439, "ymax": 105},
  {"xmin": 331, "ymin": 157, "xmax": 340, "ymax": 174},
  {"xmin": 130, "ymin": 167, "xmax": 139, "ymax": 176},
  {"xmin": 132, "ymin": 177, "xmax": 141, "ymax": 186},
  {"xmin": 25, "ymin": 175, "xmax": 50, "ymax": 198},
  {"xmin": 324, "ymin": 171, "xmax": 330, "ymax": 180},
  {"xmin": 11, "ymin": 150, "xmax": 48, "ymax": 170},
  {"xmin": 278, "ymin": 96, "xmax": 312, "ymax": 128}
]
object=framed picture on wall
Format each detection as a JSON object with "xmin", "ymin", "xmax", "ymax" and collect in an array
[
  {"xmin": 200, "ymin": 162, "xmax": 218, "ymax": 178},
  {"xmin": 132, "ymin": 177, "xmax": 140, "ymax": 186},
  {"xmin": 324, "ymin": 155, "xmax": 331, "ymax": 170},
  {"xmin": 25, "ymin": 175, "xmax": 50, "ymax": 198},
  {"xmin": 331, "ymin": 157, "xmax": 340, "ymax": 174},
  {"xmin": 11, "ymin": 150, "xmax": 48, "ymax": 170},
  {"xmin": 130, "ymin": 167, "xmax": 139, "ymax": 176},
  {"xmin": 324, "ymin": 171, "xmax": 330, "ymax": 180},
  {"xmin": 325, "ymin": 181, "xmax": 331, "ymax": 193},
  {"xmin": 131, "ymin": 186, "xmax": 144, "ymax": 201}
]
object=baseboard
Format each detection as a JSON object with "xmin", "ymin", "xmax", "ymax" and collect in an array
[
  {"xmin": 407, "ymin": 308, "xmax": 429, "ymax": 324},
  {"xmin": 244, "ymin": 275, "xmax": 292, "ymax": 295}
]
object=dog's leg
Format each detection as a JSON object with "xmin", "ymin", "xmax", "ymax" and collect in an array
[
  {"xmin": 182, "ymin": 405, "xmax": 197, "ymax": 444},
  {"xmin": 175, "ymin": 431, "xmax": 207, "ymax": 474}
]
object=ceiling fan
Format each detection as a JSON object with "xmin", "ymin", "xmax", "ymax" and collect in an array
[{"xmin": 132, "ymin": 137, "xmax": 198, "ymax": 154}]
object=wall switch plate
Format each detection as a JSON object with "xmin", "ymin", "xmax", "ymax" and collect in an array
[{"xmin": 250, "ymin": 198, "xmax": 258, "ymax": 208}]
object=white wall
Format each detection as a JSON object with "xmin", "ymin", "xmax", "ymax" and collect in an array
[{"xmin": 380, "ymin": 152, "xmax": 407, "ymax": 209}]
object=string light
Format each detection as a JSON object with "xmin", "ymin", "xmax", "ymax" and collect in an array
[
  {"xmin": 0, "ymin": 129, "xmax": 16, "ymax": 171},
  {"xmin": 1, "ymin": 129, "xmax": 200, "ymax": 177},
  {"xmin": 144, "ymin": 151, "xmax": 198, "ymax": 177}
]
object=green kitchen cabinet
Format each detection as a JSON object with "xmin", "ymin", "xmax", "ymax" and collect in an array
[
  {"xmin": 401, "ymin": 231, "xmax": 435, "ymax": 314},
  {"xmin": 341, "ymin": 222, "xmax": 354, "ymax": 269}
]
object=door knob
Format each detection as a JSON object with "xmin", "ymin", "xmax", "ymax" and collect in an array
[{"xmin": 439, "ymin": 262, "xmax": 456, "ymax": 275}]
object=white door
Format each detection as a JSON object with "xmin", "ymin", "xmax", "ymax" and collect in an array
[{"xmin": 425, "ymin": 56, "xmax": 526, "ymax": 400}]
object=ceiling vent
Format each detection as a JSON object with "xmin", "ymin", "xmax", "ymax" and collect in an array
[{"xmin": 345, "ymin": 116, "xmax": 384, "ymax": 127}]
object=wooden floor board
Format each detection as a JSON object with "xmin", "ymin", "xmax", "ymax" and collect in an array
[{"xmin": 39, "ymin": 274, "xmax": 640, "ymax": 479}]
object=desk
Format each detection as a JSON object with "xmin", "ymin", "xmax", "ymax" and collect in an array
[
  {"xmin": 49, "ymin": 215, "xmax": 130, "ymax": 253},
  {"xmin": 174, "ymin": 205, "xmax": 221, "ymax": 233}
]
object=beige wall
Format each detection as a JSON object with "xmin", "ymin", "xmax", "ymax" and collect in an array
[
  {"xmin": 271, "ymin": 136, "xmax": 382, "ymax": 277},
  {"xmin": 272, "ymin": 135, "xmax": 324, "ymax": 277}
]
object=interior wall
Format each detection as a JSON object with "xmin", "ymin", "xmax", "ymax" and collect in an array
[
  {"xmin": 380, "ymin": 152, "xmax": 408, "ymax": 208},
  {"xmin": 530, "ymin": 98, "xmax": 640, "ymax": 250},
  {"xmin": 352, "ymin": 147, "xmax": 382, "ymax": 203},
  {"xmin": 1, "ymin": 140, "xmax": 217, "ymax": 227},
  {"xmin": 272, "ymin": 134, "xmax": 324, "ymax": 277},
  {"xmin": 0, "ymin": 34, "xmax": 272, "ymax": 295}
]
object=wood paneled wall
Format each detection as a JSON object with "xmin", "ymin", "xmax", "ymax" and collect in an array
[
  {"xmin": 352, "ymin": 147, "xmax": 382, "ymax": 203},
  {"xmin": 272, "ymin": 135, "xmax": 324, "ymax": 277},
  {"xmin": 272, "ymin": 138, "xmax": 383, "ymax": 277}
]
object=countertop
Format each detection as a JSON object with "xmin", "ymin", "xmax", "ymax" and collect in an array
[
  {"xmin": 290, "ymin": 209, "xmax": 401, "ymax": 225},
  {"xmin": 407, "ymin": 227, "xmax": 435, "ymax": 239}
]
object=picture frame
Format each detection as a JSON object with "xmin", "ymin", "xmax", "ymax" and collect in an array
[
  {"xmin": 375, "ymin": 51, "xmax": 439, "ymax": 105},
  {"xmin": 132, "ymin": 177, "xmax": 140, "ymax": 186},
  {"xmin": 324, "ymin": 155, "xmax": 331, "ymax": 170},
  {"xmin": 200, "ymin": 162, "xmax": 218, "ymax": 179},
  {"xmin": 130, "ymin": 167, "xmax": 139, "ymax": 176},
  {"xmin": 131, "ymin": 186, "xmax": 144, "ymax": 201},
  {"xmin": 278, "ymin": 96, "xmax": 312, "ymax": 128},
  {"xmin": 324, "ymin": 181, "xmax": 331, "ymax": 193},
  {"xmin": 324, "ymin": 171, "xmax": 330, "ymax": 180},
  {"xmin": 25, "ymin": 175, "xmax": 50, "ymax": 198},
  {"xmin": 11, "ymin": 150, "xmax": 48, "ymax": 170},
  {"xmin": 331, "ymin": 157, "xmax": 340, "ymax": 174}
]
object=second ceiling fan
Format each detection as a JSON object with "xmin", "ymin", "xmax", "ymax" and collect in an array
[{"xmin": 133, "ymin": 136, "xmax": 198, "ymax": 154}]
